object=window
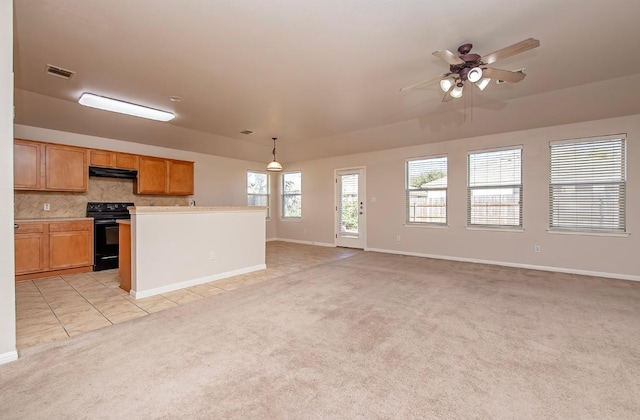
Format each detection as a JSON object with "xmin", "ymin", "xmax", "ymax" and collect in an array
[
  {"xmin": 406, "ymin": 156, "xmax": 447, "ymax": 225},
  {"xmin": 468, "ymin": 147, "xmax": 522, "ymax": 228},
  {"xmin": 282, "ymin": 171, "xmax": 302, "ymax": 218},
  {"xmin": 549, "ymin": 136, "xmax": 626, "ymax": 233},
  {"xmin": 247, "ymin": 171, "xmax": 269, "ymax": 218}
]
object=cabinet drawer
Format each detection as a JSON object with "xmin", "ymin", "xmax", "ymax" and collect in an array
[
  {"xmin": 14, "ymin": 223, "xmax": 45, "ymax": 234},
  {"xmin": 48, "ymin": 221, "xmax": 93, "ymax": 232}
]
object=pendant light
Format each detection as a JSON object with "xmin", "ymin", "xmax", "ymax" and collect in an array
[{"xmin": 266, "ymin": 137, "xmax": 283, "ymax": 172}]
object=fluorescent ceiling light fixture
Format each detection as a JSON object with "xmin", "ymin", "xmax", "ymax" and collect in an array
[{"xmin": 78, "ymin": 93, "xmax": 175, "ymax": 122}]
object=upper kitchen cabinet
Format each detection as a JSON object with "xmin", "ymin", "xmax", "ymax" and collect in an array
[
  {"xmin": 45, "ymin": 144, "xmax": 89, "ymax": 191},
  {"xmin": 90, "ymin": 149, "xmax": 138, "ymax": 170},
  {"xmin": 167, "ymin": 160, "xmax": 194, "ymax": 195},
  {"xmin": 14, "ymin": 139, "xmax": 42, "ymax": 190},
  {"xmin": 136, "ymin": 156, "xmax": 168, "ymax": 194},
  {"xmin": 135, "ymin": 156, "xmax": 194, "ymax": 196},
  {"xmin": 14, "ymin": 139, "xmax": 88, "ymax": 192}
]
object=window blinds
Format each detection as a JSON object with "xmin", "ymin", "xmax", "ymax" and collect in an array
[{"xmin": 549, "ymin": 137, "xmax": 626, "ymax": 233}]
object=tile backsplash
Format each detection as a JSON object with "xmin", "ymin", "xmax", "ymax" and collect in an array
[{"xmin": 15, "ymin": 178, "xmax": 188, "ymax": 219}]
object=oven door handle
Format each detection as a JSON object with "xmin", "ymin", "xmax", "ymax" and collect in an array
[{"xmin": 94, "ymin": 219, "xmax": 119, "ymax": 225}]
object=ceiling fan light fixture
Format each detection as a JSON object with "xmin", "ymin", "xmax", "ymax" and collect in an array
[
  {"xmin": 439, "ymin": 78, "xmax": 454, "ymax": 92},
  {"xmin": 450, "ymin": 84, "xmax": 464, "ymax": 99},
  {"xmin": 475, "ymin": 78, "xmax": 491, "ymax": 91},
  {"xmin": 467, "ymin": 67, "xmax": 483, "ymax": 83}
]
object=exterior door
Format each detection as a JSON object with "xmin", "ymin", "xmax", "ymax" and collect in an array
[{"xmin": 335, "ymin": 168, "xmax": 366, "ymax": 249}]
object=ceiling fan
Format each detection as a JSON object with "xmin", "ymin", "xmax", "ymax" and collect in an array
[{"xmin": 400, "ymin": 38, "xmax": 540, "ymax": 101}]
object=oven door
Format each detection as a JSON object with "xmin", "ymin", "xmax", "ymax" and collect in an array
[{"xmin": 94, "ymin": 219, "xmax": 120, "ymax": 271}]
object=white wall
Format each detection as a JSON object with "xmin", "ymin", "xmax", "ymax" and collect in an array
[
  {"xmin": 0, "ymin": 0, "xmax": 17, "ymax": 363},
  {"xmin": 14, "ymin": 125, "xmax": 277, "ymax": 239},
  {"xmin": 131, "ymin": 207, "xmax": 266, "ymax": 298},
  {"xmin": 276, "ymin": 114, "xmax": 639, "ymax": 280}
]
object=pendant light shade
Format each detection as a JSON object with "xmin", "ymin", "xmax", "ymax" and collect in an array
[
  {"xmin": 450, "ymin": 83, "xmax": 464, "ymax": 98},
  {"xmin": 267, "ymin": 137, "xmax": 283, "ymax": 172},
  {"xmin": 439, "ymin": 77, "xmax": 454, "ymax": 93},
  {"xmin": 467, "ymin": 67, "xmax": 483, "ymax": 83}
]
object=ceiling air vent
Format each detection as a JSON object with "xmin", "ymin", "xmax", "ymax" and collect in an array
[
  {"xmin": 240, "ymin": 130, "xmax": 254, "ymax": 135},
  {"xmin": 45, "ymin": 64, "xmax": 75, "ymax": 80}
]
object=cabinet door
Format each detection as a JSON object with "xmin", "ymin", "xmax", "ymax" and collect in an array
[
  {"xmin": 136, "ymin": 156, "xmax": 168, "ymax": 194},
  {"xmin": 168, "ymin": 160, "xmax": 194, "ymax": 195},
  {"xmin": 115, "ymin": 152, "xmax": 138, "ymax": 170},
  {"xmin": 48, "ymin": 221, "xmax": 93, "ymax": 270},
  {"xmin": 14, "ymin": 140, "xmax": 42, "ymax": 190},
  {"xmin": 90, "ymin": 150, "xmax": 116, "ymax": 167},
  {"xmin": 15, "ymin": 223, "xmax": 46, "ymax": 275},
  {"xmin": 45, "ymin": 145, "xmax": 88, "ymax": 191}
]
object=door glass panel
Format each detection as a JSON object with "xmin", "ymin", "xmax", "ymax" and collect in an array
[{"xmin": 338, "ymin": 173, "xmax": 359, "ymax": 237}]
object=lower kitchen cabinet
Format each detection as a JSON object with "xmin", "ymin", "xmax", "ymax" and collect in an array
[
  {"xmin": 14, "ymin": 223, "xmax": 46, "ymax": 274},
  {"xmin": 14, "ymin": 219, "xmax": 94, "ymax": 281},
  {"xmin": 48, "ymin": 221, "xmax": 93, "ymax": 270}
]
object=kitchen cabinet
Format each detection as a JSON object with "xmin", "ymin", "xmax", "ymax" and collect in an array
[
  {"xmin": 48, "ymin": 221, "xmax": 93, "ymax": 270},
  {"xmin": 14, "ymin": 223, "xmax": 46, "ymax": 275},
  {"xmin": 136, "ymin": 156, "xmax": 168, "ymax": 194},
  {"xmin": 90, "ymin": 150, "xmax": 138, "ymax": 170},
  {"xmin": 14, "ymin": 140, "xmax": 42, "ymax": 190},
  {"xmin": 13, "ymin": 139, "xmax": 88, "ymax": 192},
  {"xmin": 14, "ymin": 219, "xmax": 94, "ymax": 281},
  {"xmin": 167, "ymin": 160, "xmax": 194, "ymax": 195},
  {"xmin": 45, "ymin": 144, "xmax": 88, "ymax": 191},
  {"xmin": 136, "ymin": 156, "xmax": 194, "ymax": 196},
  {"xmin": 14, "ymin": 139, "xmax": 193, "ymax": 196}
]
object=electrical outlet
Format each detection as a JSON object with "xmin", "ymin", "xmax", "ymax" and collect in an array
[
  {"xmin": 396, "ymin": 235, "xmax": 401, "ymax": 242},
  {"xmin": 209, "ymin": 251, "xmax": 216, "ymax": 260},
  {"xmin": 44, "ymin": 203, "xmax": 51, "ymax": 211},
  {"xmin": 534, "ymin": 245, "xmax": 541, "ymax": 253}
]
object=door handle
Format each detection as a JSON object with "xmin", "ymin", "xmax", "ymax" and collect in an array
[{"xmin": 14, "ymin": 223, "xmax": 18, "ymax": 229}]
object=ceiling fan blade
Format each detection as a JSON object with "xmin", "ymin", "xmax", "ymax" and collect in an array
[
  {"xmin": 481, "ymin": 38, "xmax": 540, "ymax": 65},
  {"xmin": 482, "ymin": 67, "xmax": 526, "ymax": 83},
  {"xmin": 432, "ymin": 49, "xmax": 464, "ymax": 65},
  {"xmin": 399, "ymin": 74, "xmax": 450, "ymax": 93}
]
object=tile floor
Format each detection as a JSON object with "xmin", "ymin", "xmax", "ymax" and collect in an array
[{"xmin": 15, "ymin": 241, "xmax": 360, "ymax": 350}]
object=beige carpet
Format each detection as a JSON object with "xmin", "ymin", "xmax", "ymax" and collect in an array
[{"xmin": 1, "ymin": 251, "xmax": 639, "ymax": 419}]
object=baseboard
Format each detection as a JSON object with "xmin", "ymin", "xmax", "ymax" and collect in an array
[
  {"xmin": 0, "ymin": 350, "xmax": 18, "ymax": 365},
  {"xmin": 266, "ymin": 237, "xmax": 278, "ymax": 242},
  {"xmin": 270, "ymin": 238, "xmax": 335, "ymax": 247},
  {"xmin": 365, "ymin": 247, "xmax": 640, "ymax": 282},
  {"xmin": 131, "ymin": 264, "xmax": 267, "ymax": 299}
]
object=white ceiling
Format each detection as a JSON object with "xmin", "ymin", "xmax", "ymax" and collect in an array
[{"xmin": 13, "ymin": 0, "xmax": 640, "ymax": 163}]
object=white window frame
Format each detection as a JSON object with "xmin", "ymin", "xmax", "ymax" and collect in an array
[
  {"xmin": 247, "ymin": 170, "xmax": 270, "ymax": 219},
  {"xmin": 281, "ymin": 171, "xmax": 302, "ymax": 220},
  {"xmin": 467, "ymin": 146, "xmax": 523, "ymax": 229},
  {"xmin": 405, "ymin": 155, "xmax": 448, "ymax": 226},
  {"xmin": 549, "ymin": 135, "xmax": 626, "ymax": 234}
]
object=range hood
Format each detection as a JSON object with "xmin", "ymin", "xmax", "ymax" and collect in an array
[{"xmin": 89, "ymin": 166, "xmax": 138, "ymax": 179}]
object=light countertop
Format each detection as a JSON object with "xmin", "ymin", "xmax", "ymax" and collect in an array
[
  {"xmin": 129, "ymin": 206, "xmax": 267, "ymax": 214},
  {"xmin": 15, "ymin": 217, "xmax": 93, "ymax": 223}
]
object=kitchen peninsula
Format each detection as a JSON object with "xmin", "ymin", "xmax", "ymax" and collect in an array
[{"xmin": 127, "ymin": 206, "xmax": 267, "ymax": 298}]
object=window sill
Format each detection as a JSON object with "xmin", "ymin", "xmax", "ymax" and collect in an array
[
  {"xmin": 280, "ymin": 218, "xmax": 302, "ymax": 222},
  {"xmin": 547, "ymin": 229, "xmax": 630, "ymax": 238},
  {"xmin": 403, "ymin": 223, "xmax": 449, "ymax": 229},
  {"xmin": 466, "ymin": 226, "xmax": 525, "ymax": 233}
]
